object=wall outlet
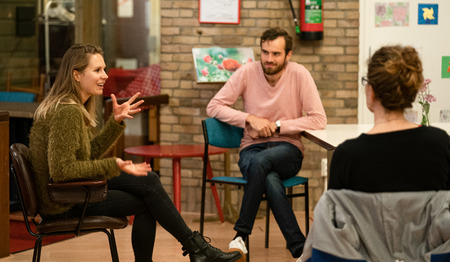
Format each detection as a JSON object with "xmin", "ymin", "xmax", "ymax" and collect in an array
[{"xmin": 321, "ymin": 158, "xmax": 328, "ymax": 177}]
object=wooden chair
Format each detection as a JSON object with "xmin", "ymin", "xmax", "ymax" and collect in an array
[
  {"xmin": 9, "ymin": 143, "xmax": 128, "ymax": 262},
  {"xmin": 6, "ymin": 71, "xmax": 46, "ymax": 102},
  {"xmin": 200, "ymin": 117, "xmax": 310, "ymax": 261}
]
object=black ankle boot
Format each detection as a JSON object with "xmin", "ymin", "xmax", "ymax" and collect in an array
[{"xmin": 182, "ymin": 231, "xmax": 242, "ymax": 262}]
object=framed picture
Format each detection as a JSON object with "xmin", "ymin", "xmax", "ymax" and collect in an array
[
  {"xmin": 199, "ymin": 0, "xmax": 241, "ymax": 24},
  {"xmin": 192, "ymin": 47, "xmax": 254, "ymax": 83}
]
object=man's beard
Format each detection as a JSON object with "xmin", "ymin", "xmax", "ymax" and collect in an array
[{"xmin": 262, "ymin": 59, "xmax": 287, "ymax": 75}]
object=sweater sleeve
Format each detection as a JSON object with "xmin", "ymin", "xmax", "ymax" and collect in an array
[
  {"xmin": 90, "ymin": 115, "xmax": 125, "ymax": 159},
  {"xmin": 206, "ymin": 66, "xmax": 250, "ymax": 128},
  {"xmin": 47, "ymin": 105, "xmax": 120, "ymax": 182},
  {"xmin": 280, "ymin": 66, "xmax": 327, "ymax": 134}
]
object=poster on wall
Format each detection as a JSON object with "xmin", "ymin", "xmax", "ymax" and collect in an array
[
  {"xmin": 192, "ymin": 47, "xmax": 254, "ymax": 83},
  {"xmin": 441, "ymin": 55, "xmax": 450, "ymax": 121},
  {"xmin": 361, "ymin": 0, "xmax": 450, "ymax": 125},
  {"xmin": 440, "ymin": 110, "xmax": 450, "ymax": 122},
  {"xmin": 118, "ymin": 0, "xmax": 133, "ymax": 18},
  {"xmin": 199, "ymin": 0, "xmax": 240, "ymax": 24},
  {"xmin": 418, "ymin": 4, "xmax": 439, "ymax": 25},
  {"xmin": 375, "ymin": 2, "xmax": 409, "ymax": 27},
  {"xmin": 442, "ymin": 56, "xmax": 450, "ymax": 79}
]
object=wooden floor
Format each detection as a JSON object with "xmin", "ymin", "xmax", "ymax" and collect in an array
[{"xmin": 2, "ymin": 211, "xmax": 309, "ymax": 262}]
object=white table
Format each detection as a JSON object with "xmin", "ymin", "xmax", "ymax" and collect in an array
[
  {"xmin": 302, "ymin": 124, "xmax": 372, "ymax": 150},
  {"xmin": 301, "ymin": 123, "xmax": 450, "ymax": 182}
]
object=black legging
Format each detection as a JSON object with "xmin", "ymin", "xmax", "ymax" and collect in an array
[{"xmin": 48, "ymin": 172, "xmax": 193, "ymax": 261}]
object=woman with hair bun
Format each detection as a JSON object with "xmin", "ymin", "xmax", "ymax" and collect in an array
[{"xmin": 328, "ymin": 45, "xmax": 450, "ymax": 191}]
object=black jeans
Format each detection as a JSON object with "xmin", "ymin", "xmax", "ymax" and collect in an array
[
  {"xmin": 48, "ymin": 172, "xmax": 192, "ymax": 262},
  {"xmin": 235, "ymin": 142, "xmax": 305, "ymax": 258}
]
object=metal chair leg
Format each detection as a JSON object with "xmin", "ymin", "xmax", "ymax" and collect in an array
[
  {"xmin": 104, "ymin": 229, "xmax": 120, "ymax": 262},
  {"xmin": 245, "ymin": 237, "xmax": 250, "ymax": 262},
  {"xmin": 265, "ymin": 202, "xmax": 270, "ymax": 248},
  {"xmin": 200, "ymin": 155, "xmax": 208, "ymax": 235},
  {"xmin": 305, "ymin": 182, "xmax": 310, "ymax": 235},
  {"xmin": 199, "ymin": 182, "xmax": 207, "ymax": 235},
  {"xmin": 33, "ymin": 236, "xmax": 43, "ymax": 262}
]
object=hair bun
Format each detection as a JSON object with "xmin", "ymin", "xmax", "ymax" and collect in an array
[{"xmin": 368, "ymin": 45, "xmax": 424, "ymax": 111}]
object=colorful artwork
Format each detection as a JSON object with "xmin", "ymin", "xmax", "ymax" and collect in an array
[
  {"xmin": 440, "ymin": 110, "xmax": 450, "ymax": 123},
  {"xmin": 192, "ymin": 47, "xmax": 254, "ymax": 83},
  {"xmin": 375, "ymin": 2, "xmax": 409, "ymax": 27},
  {"xmin": 418, "ymin": 4, "xmax": 438, "ymax": 25},
  {"xmin": 442, "ymin": 56, "xmax": 450, "ymax": 79}
]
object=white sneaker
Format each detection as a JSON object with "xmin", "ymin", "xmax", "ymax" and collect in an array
[{"xmin": 228, "ymin": 236, "xmax": 248, "ymax": 255}]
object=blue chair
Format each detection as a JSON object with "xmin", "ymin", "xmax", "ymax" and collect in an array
[
  {"xmin": 5, "ymin": 71, "xmax": 46, "ymax": 102},
  {"xmin": 0, "ymin": 91, "xmax": 36, "ymax": 102},
  {"xmin": 200, "ymin": 117, "xmax": 310, "ymax": 261}
]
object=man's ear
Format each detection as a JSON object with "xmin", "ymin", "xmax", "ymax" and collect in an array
[{"xmin": 286, "ymin": 50, "xmax": 292, "ymax": 61}]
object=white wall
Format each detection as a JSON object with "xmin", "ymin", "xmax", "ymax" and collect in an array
[{"xmin": 359, "ymin": 0, "xmax": 450, "ymax": 124}]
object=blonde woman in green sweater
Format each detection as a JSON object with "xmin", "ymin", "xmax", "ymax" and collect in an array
[{"xmin": 29, "ymin": 43, "xmax": 241, "ymax": 262}]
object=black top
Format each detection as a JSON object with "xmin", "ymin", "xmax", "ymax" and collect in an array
[{"xmin": 328, "ymin": 126, "xmax": 450, "ymax": 192}]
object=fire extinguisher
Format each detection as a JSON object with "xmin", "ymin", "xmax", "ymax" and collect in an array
[{"xmin": 289, "ymin": 0, "xmax": 324, "ymax": 41}]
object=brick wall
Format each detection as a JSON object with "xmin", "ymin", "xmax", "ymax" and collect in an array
[{"xmin": 160, "ymin": 0, "xmax": 359, "ymax": 215}]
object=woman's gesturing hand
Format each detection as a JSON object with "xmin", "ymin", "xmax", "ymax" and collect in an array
[
  {"xmin": 116, "ymin": 158, "xmax": 152, "ymax": 176},
  {"xmin": 111, "ymin": 92, "xmax": 145, "ymax": 123}
]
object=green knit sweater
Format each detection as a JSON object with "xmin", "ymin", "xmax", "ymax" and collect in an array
[{"xmin": 29, "ymin": 103, "xmax": 125, "ymax": 216}]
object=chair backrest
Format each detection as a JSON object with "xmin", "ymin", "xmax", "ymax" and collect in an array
[
  {"xmin": 302, "ymin": 189, "xmax": 450, "ymax": 261},
  {"xmin": 5, "ymin": 71, "xmax": 46, "ymax": 102},
  {"xmin": 0, "ymin": 91, "xmax": 36, "ymax": 102},
  {"xmin": 9, "ymin": 143, "xmax": 39, "ymax": 218},
  {"xmin": 202, "ymin": 117, "xmax": 244, "ymax": 149}
]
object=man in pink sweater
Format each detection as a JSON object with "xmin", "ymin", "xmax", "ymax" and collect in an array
[{"xmin": 206, "ymin": 28, "xmax": 326, "ymax": 260}]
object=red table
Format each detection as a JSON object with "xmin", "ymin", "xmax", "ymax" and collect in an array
[{"xmin": 124, "ymin": 144, "xmax": 227, "ymax": 222}]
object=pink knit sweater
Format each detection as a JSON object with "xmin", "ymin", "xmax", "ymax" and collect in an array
[{"xmin": 206, "ymin": 61, "xmax": 326, "ymax": 153}]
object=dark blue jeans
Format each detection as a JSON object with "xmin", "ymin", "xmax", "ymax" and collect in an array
[
  {"xmin": 47, "ymin": 172, "xmax": 192, "ymax": 262},
  {"xmin": 234, "ymin": 142, "xmax": 305, "ymax": 258}
]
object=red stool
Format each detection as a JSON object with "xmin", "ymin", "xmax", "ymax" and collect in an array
[{"xmin": 124, "ymin": 144, "xmax": 227, "ymax": 222}]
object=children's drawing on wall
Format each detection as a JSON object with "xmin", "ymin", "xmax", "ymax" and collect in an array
[
  {"xmin": 440, "ymin": 110, "xmax": 450, "ymax": 123},
  {"xmin": 375, "ymin": 2, "xmax": 409, "ymax": 27},
  {"xmin": 442, "ymin": 56, "xmax": 450, "ymax": 79},
  {"xmin": 418, "ymin": 4, "xmax": 438, "ymax": 25},
  {"xmin": 192, "ymin": 47, "xmax": 254, "ymax": 83}
]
